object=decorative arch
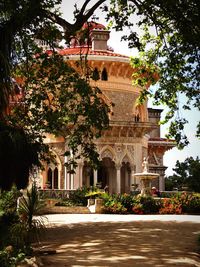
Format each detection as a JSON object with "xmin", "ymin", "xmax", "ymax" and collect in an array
[
  {"xmin": 101, "ymin": 67, "xmax": 108, "ymax": 81},
  {"xmin": 45, "ymin": 150, "xmax": 61, "ymax": 189},
  {"xmin": 91, "ymin": 67, "xmax": 100, "ymax": 81},
  {"xmin": 121, "ymin": 152, "xmax": 133, "ymax": 165},
  {"xmin": 100, "ymin": 145, "xmax": 116, "ymax": 161}
]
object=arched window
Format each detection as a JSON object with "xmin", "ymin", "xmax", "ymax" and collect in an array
[
  {"xmin": 54, "ymin": 167, "xmax": 58, "ymax": 189},
  {"xmin": 47, "ymin": 166, "xmax": 59, "ymax": 189},
  {"xmin": 47, "ymin": 168, "xmax": 53, "ymax": 189},
  {"xmin": 101, "ymin": 68, "xmax": 108, "ymax": 81},
  {"xmin": 91, "ymin": 67, "xmax": 100, "ymax": 81}
]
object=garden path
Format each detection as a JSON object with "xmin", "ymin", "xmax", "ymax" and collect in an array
[{"xmin": 37, "ymin": 214, "xmax": 200, "ymax": 267}]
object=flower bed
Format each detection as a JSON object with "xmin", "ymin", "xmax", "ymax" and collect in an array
[{"xmin": 101, "ymin": 192, "xmax": 200, "ymax": 215}]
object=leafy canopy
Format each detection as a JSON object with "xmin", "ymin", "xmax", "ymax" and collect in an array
[
  {"xmin": 10, "ymin": 52, "xmax": 110, "ymax": 173},
  {"xmin": 104, "ymin": 0, "xmax": 200, "ymax": 148},
  {"xmin": 166, "ymin": 157, "xmax": 200, "ymax": 192},
  {"xmin": 0, "ymin": 0, "xmax": 109, "ymax": 189}
]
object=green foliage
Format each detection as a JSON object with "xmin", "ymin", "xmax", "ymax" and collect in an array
[
  {"xmin": 159, "ymin": 198, "xmax": 182, "ymax": 214},
  {"xmin": 9, "ymin": 51, "xmax": 110, "ymax": 179},
  {"xmin": 0, "ymin": 1, "xmax": 110, "ymax": 190},
  {"xmin": 102, "ymin": 193, "xmax": 128, "ymax": 214},
  {"xmin": 175, "ymin": 192, "xmax": 200, "ymax": 214},
  {"xmin": 101, "ymin": 192, "xmax": 200, "ymax": 215},
  {"xmin": 0, "ymin": 184, "xmax": 46, "ymax": 266},
  {"xmin": 136, "ymin": 196, "xmax": 161, "ymax": 214},
  {"xmin": 102, "ymin": 194, "xmax": 161, "ymax": 214},
  {"xmin": 115, "ymin": 193, "xmax": 136, "ymax": 212},
  {"xmin": 0, "ymin": 186, "xmax": 20, "ymax": 249},
  {"xmin": 54, "ymin": 187, "xmax": 104, "ymax": 207},
  {"xmin": 166, "ymin": 157, "xmax": 200, "ymax": 192},
  {"xmin": 55, "ymin": 199, "xmax": 74, "ymax": 207},
  {"xmin": 0, "ymin": 248, "xmax": 25, "ymax": 267},
  {"xmin": 85, "ymin": 188, "xmax": 104, "ymax": 199},
  {"xmin": 0, "ymin": 0, "xmax": 62, "ymax": 115},
  {"xmin": 103, "ymin": 202, "xmax": 127, "ymax": 214},
  {"xmin": 17, "ymin": 182, "xmax": 46, "ymax": 246},
  {"xmin": 0, "ymin": 186, "xmax": 19, "ymax": 216},
  {"xmin": 106, "ymin": 0, "xmax": 200, "ymax": 147},
  {"xmin": 68, "ymin": 187, "xmax": 90, "ymax": 206},
  {"xmin": 159, "ymin": 193, "xmax": 200, "ymax": 214},
  {"xmin": 18, "ymin": 183, "xmax": 45, "ymax": 217}
]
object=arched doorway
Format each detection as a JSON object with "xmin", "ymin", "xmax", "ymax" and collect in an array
[
  {"xmin": 121, "ymin": 162, "xmax": 131, "ymax": 193},
  {"xmin": 82, "ymin": 164, "xmax": 94, "ymax": 187},
  {"xmin": 97, "ymin": 157, "xmax": 116, "ymax": 194}
]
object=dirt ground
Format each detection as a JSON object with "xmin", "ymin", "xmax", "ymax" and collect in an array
[{"xmin": 37, "ymin": 220, "xmax": 200, "ymax": 267}]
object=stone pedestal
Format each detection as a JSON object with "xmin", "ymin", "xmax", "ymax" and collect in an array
[
  {"xmin": 95, "ymin": 198, "xmax": 103, "ymax": 213},
  {"xmin": 87, "ymin": 198, "xmax": 103, "ymax": 213},
  {"xmin": 140, "ymin": 179, "xmax": 152, "ymax": 197}
]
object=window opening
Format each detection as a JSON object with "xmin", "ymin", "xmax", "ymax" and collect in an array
[
  {"xmin": 101, "ymin": 68, "xmax": 108, "ymax": 81},
  {"xmin": 54, "ymin": 167, "xmax": 59, "ymax": 189},
  {"xmin": 47, "ymin": 168, "xmax": 53, "ymax": 189}
]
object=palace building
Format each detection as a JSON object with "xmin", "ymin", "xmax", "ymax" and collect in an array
[{"xmin": 37, "ymin": 22, "xmax": 174, "ymax": 193}]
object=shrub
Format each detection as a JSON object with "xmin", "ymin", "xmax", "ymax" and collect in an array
[
  {"xmin": 159, "ymin": 198, "xmax": 182, "ymax": 214},
  {"xmin": 68, "ymin": 186, "xmax": 89, "ymax": 206},
  {"xmin": 115, "ymin": 193, "xmax": 135, "ymax": 213},
  {"xmin": 132, "ymin": 203, "xmax": 144, "ymax": 214},
  {"xmin": 55, "ymin": 199, "xmax": 74, "ymax": 207},
  {"xmin": 101, "ymin": 193, "xmax": 127, "ymax": 214},
  {"xmin": 17, "ymin": 183, "xmax": 46, "ymax": 247},
  {"xmin": 0, "ymin": 186, "xmax": 20, "ymax": 216},
  {"xmin": 0, "ymin": 186, "xmax": 20, "ymax": 250},
  {"xmin": 137, "ymin": 196, "xmax": 161, "ymax": 214},
  {"xmin": 101, "ymin": 192, "xmax": 199, "ymax": 215},
  {"xmin": 0, "ymin": 247, "xmax": 25, "ymax": 267},
  {"xmin": 85, "ymin": 189, "xmax": 105, "ymax": 198},
  {"xmin": 159, "ymin": 193, "xmax": 200, "ymax": 214},
  {"xmin": 175, "ymin": 192, "xmax": 200, "ymax": 214},
  {"xmin": 102, "ymin": 194, "xmax": 161, "ymax": 214},
  {"xmin": 103, "ymin": 202, "xmax": 127, "ymax": 214}
]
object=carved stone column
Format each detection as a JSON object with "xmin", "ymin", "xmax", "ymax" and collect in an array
[
  {"xmin": 135, "ymin": 144, "xmax": 142, "ymax": 173},
  {"xmin": 78, "ymin": 162, "xmax": 84, "ymax": 188},
  {"xmin": 159, "ymin": 169, "xmax": 166, "ymax": 191},
  {"xmin": 116, "ymin": 163, "xmax": 121, "ymax": 194},
  {"xmin": 64, "ymin": 162, "xmax": 70, "ymax": 190},
  {"xmin": 125, "ymin": 167, "xmax": 130, "ymax": 193},
  {"xmin": 70, "ymin": 173, "xmax": 74, "ymax": 190},
  {"xmin": 130, "ymin": 165, "xmax": 134, "ymax": 190},
  {"xmin": 94, "ymin": 169, "xmax": 98, "ymax": 186}
]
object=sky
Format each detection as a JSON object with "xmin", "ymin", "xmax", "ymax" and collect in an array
[{"xmin": 60, "ymin": 0, "xmax": 200, "ymax": 175}]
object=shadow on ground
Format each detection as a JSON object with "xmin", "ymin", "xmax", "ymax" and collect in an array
[{"xmin": 38, "ymin": 221, "xmax": 200, "ymax": 267}]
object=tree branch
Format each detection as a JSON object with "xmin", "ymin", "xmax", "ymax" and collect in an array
[{"xmin": 45, "ymin": 0, "xmax": 106, "ymax": 37}]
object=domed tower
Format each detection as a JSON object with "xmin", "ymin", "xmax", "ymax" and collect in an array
[{"xmin": 41, "ymin": 22, "xmax": 174, "ymax": 193}]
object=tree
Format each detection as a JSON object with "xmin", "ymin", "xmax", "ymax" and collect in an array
[
  {"xmin": 0, "ymin": 0, "xmax": 199, "ymax": 189},
  {"xmin": 105, "ymin": 0, "xmax": 200, "ymax": 148},
  {"xmin": 0, "ymin": 0, "xmax": 108, "ymax": 189},
  {"xmin": 165, "ymin": 157, "xmax": 200, "ymax": 192},
  {"xmin": 11, "ymin": 52, "xmax": 110, "ymax": 172}
]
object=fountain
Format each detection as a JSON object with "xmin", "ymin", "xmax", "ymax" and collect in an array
[{"xmin": 134, "ymin": 157, "xmax": 159, "ymax": 197}]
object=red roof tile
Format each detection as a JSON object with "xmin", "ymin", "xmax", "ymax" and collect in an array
[{"xmin": 59, "ymin": 47, "xmax": 128, "ymax": 58}]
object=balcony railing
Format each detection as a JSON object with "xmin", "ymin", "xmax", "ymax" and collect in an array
[{"xmin": 38, "ymin": 189, "xmax": 76, "ymax": 199}]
